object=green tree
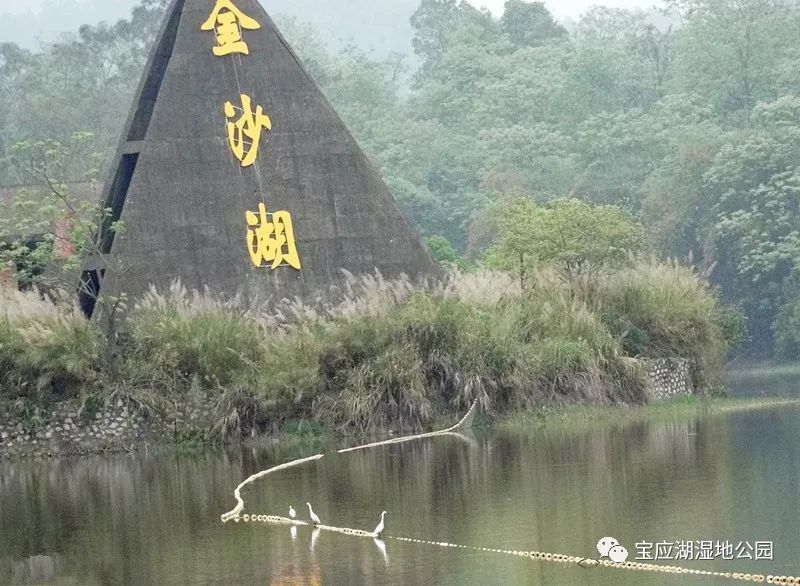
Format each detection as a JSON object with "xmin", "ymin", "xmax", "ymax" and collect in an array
[
  {"xmin": 500, "ymin": 0, "xmax": 567, "ymax": 47},
  {"xmin": 578, "ymin": 7, "xmax": 675, "ymax": 102},
  {"xmin": 0, "ymin": 0, "xmax": 165, "ymax": 185},
  {"xmin": 669, "ymin": 0, "xmax": 799, "ymax": 118},
  {"xmin": 484, "ymin": 197, "xmax": 646, "ymax": 286},
  {"xmin": 690, "ymin": 96, "xmax": 800, "ymax": 351},
  {"xmin": 424, "ymin": 234, "xmax": 471, "ymax": 270},
  {"xmin": 410, "ymin": 0, "xmax": 496, "ymax": 73},
  {"xmin": 426, "ymin": 235, "xmax": 459, "ymax": 263},
  {"xmin": 6, "ymin": 0, "xmax": 800, "ymax": 360},
  {"xmin": 0, "ymin": 43, "xmax": 33, "ymax": 182},
  {"xmin": 0, "ymin": 133, "xmax": 112, "ymax": 288}
]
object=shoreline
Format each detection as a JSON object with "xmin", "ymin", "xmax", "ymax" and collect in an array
[
  {"xmin": 2, "ymin": 395, "xmax": 797, "ymax": 461},
  {"xmin": 1, "ymin": 265, "xmax": 737, "ymax": 447},
  {"xmin": 497, "ymin": 396, "xmax": 800, "ymax": 434}
]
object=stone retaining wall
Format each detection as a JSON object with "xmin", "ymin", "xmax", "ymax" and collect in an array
[
  {"xmin": 0, "ymin": 397, "xmax": 216, "ymax": 459},
  {"xmin": 645, "ymin": 358, "xmax": 694, "ymax": 401},
  {"xmin": 1, "ymin": 360, "xmax": 696, "ymax": 458}
]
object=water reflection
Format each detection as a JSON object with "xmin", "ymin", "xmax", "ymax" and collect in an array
[
  {"xmin": 373, "ymin": 538, "xmax": 389, "ymax": 567},
  {"xmin": 725, "ymin": 367, "xmax": 800, "ymax": 397},
  {"xmin": 310, "ymin": 527, "xmax": 320, "ymax": 552},
  {"xmin": 1, "ymin": 406, "xmax": 799, "ymax": 584},
  {"xmin": 3, "ymin": 555, "xmax": 61, "ymax": 585}
]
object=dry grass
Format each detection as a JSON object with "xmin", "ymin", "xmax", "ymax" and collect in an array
[
  {"xmin": 0, "ymin": 262, "xmax": 734, "ymax": 438},
  {"xmin": 0, "ymin": 287, "xmax": 105, "ymax": 407},
  {"xmin": 0, "ymin": 287, "xmax": 69, "ymax": 320}
]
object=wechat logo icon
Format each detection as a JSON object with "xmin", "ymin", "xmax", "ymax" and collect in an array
[{"xmin": 597, "ymin": 537, "xmax": 629, "ymax": 563}]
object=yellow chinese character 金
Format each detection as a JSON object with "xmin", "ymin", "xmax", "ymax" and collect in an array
[
  {"xmin": 245, "ymin": 203, "xmax": 301, "ymax": 270},
  {"xmin": 201, "ymin": 0, "xmax": 261, "ymax": 56},
  {"xmin": 224, "ymin": 94, "xmax": 272, "ymax": 167}
]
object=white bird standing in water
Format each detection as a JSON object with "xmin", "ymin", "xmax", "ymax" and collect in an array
[
  {"xmin": 289, "ymin": 506, "xmax": 296, "ymax": 519},
  {"xmin": 306, "ymin": 502, "xmax": 321, "ymax": 526},
  {"xmin": 373, "ymin": 511, "xmax": 387, "ymax": 537}
]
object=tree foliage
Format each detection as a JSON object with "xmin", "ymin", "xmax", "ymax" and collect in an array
[
  {"xmin": 3, "ymin": 0, "xmax": 800, "ymax": 357},
  {"xmin": 0, "ymin": 133, "xmax": 114, "ymax": 289},
  {"xmin": 500, "ymin": 0, "xmax": 567, "ymax": 47},
  {"xmin": 484, "ymin": 197, "xmax": 645, "ymax": 285}
]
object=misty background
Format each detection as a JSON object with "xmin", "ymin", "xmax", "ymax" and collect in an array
[
  {"xmin": 0, "ymin": 0, "xmax": 661, "ymax": 52},
  {"xmin": 3, "ymin": 0, "xmax": 800, "ymax": 363}
]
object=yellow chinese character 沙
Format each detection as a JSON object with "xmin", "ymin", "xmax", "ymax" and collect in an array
[
  {"xmin": 246, "ymin": 203, "xmax": 301, "ymax": 270},
  {"xmin": 224, "ymin": 94, "xmax": 272, "ymax": 167},
  {"xmin": 201, "ymin": 0, "xmax": 261, "ymax": 57}
]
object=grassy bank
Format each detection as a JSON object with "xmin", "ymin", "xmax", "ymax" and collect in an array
[
  {"xmin": 499, "ymin": 396, "xmax": 800, "ymax": 435},
  {"xmin": 0, "ymin": 261, "xmax": 740, "ymax": 439}
]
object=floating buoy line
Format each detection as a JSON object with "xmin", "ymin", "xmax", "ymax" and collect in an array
[
  {"xmin": 220, "ymin": 401, "xmax": 478, "ymax": 524},
  {"xmin": 220, "ymin": 401, "xmax": 800, "ymax": 585}
]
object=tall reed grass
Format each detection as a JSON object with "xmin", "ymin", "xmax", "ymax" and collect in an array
[
  {"xmin": 0, "ymin": 262, "xmax": 736, "ymax": 437},
  {"xmin": 0, "ymin": 289, "xmax": 106, "ymax": 407}
]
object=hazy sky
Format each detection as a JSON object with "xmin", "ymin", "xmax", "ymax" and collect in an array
[
  {"xmin": 0, "ymin": 0, "xmax": 663, "ymax": 52},
  {"xmin": 472, "ymin": 0, "xmax": 660, "ymax": 19},
  {"xmin": 2, "ymin": 0, "xmax": 660, "ymax": 19}
]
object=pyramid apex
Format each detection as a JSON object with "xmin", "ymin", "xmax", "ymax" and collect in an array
[{"xmin": 80, "ymin": 0, "xmax": 435, "ymax": 317}]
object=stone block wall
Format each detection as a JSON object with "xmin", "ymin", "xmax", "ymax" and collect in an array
[
  {"xmin": 0, "ymin": 359, "xmax": 699, "ymax": 458},
  {"xmin": 0, "ymin": 397, "xmax": 216, "ymax": 459},
  {"xmin": 645, "ymin": 358, "xmax": 694, "ymax": 401}
]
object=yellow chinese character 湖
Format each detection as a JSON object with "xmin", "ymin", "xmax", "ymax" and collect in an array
[
  {"xmin": 245, "ymin": 203, "xmax": 301, "ymax": 270},
  {"xmin": 201, "ymin": 0, "xmax": 261, "ymax": 57},
  {"xmin": 224, "ymin": 94, "xmax": 272, "ymax": 167}
]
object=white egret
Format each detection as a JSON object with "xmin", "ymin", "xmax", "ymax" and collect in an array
[
  {"xmin": 306, "ymin": 502, "xmax": 321, "ymax": 526},
  {"xmin": 373, "ymin": 511, "xmax": 387, "ymax": 537},
  {"xmin": 289, "ymin": 505, "xmax": 296, "ymax": 519}
]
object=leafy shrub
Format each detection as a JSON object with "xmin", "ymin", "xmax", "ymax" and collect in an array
[
  {"xmin": 596, "ymin": 260, "xmax": 724, "ymax": 359},
  {"xmin": 717, "ymin": 305, "xmax": 749, "ymax": 351}
]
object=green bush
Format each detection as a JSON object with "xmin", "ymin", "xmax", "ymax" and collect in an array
[
  {"xmin": 0, "ymin": 262, "xmax": 735, "ymax": 437},
  {"xmin": 0, "ymin": 288, "xmax": 106, "ymax": 404},
  {"xmin": 130, "ymin": 285, "xmax": 265, "ymax": 388},
  {"xmin": 596, "ymin": 261, "xmax": 724, "ymax": 358},
  {"xmin": 311, "ymin": 296, "xmax": 504, "ymax": 431},
  {"xmin": 717, "ymin": 305, "xmax": 749, "ymax": 351},
  {"xmin": 425, "ymin": 234, "xmax": 471, "ymax": 271}
]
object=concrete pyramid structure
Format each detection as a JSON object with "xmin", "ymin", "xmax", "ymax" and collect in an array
[{"xmin": 80, "ymin": 0, "xmax": 435, "ymax": 316}]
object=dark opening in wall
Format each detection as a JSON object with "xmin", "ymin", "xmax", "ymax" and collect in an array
[
  {"xmin": 80, "ymin": 0, "xmax": 186, "ymax": 319},
  {"xmin": 99, "ymin": 153, "xmax": 139, "ymax": 254},
  {"xmin": 127, "ymin": 0, "xmax": 185, "ymax": 142},
  {"xmin": 78, "ymin": 270, "xmax": 100, "ymax": 318}
]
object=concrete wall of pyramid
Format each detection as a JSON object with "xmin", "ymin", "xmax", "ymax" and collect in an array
[{"xmin": 80, "ymin": 0, "xmax": 435, "ymax": 316}]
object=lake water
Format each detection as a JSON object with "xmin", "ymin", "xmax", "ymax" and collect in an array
[
  {"xmin": 726, "ymin": 366, "xmax": 800, "ymax": 398},
  {"xmin": 2, "ymin": 403, "xmax": 800, "ymax": 585}
]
